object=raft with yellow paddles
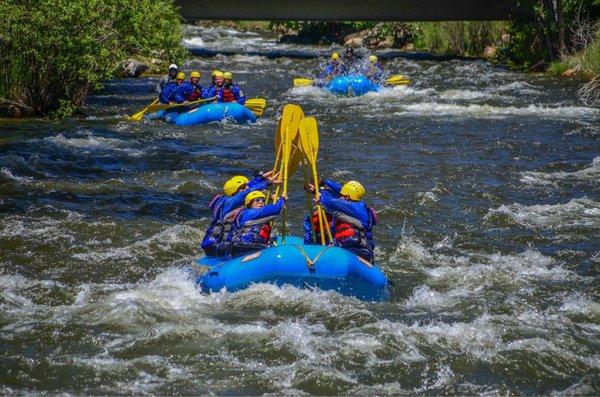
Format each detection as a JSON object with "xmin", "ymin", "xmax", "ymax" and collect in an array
[
  {"xmin": 132, "ymin": 98, "xmax": 266, "ymax": 126},
  {"xmin": 293, "ymin": 74, "xmax": 411, "ymax": 97},
  {"xmin": 195, "ymin": 104, "xmax": 393, "ymax": 302}
]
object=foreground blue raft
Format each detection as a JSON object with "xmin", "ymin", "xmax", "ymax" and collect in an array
[
  {"xmin": 146, "ymin": 103, "xmax": 257, "ymax": 126},
  {"xmin": 326, "ymin": 75, "xmax": 379, "ymax": 97},
  {"xmin": 195, "ymin": 236, "xmax": 392, "ymax": 301}
]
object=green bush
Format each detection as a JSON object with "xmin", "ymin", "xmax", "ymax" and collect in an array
[
  {"xmin": 411, "ymin": 21, "xmax": 507, "ymax": 56},
  {"xmin": 582, "ymin": 30, "xmax": 600, "ymax": 76},
  {"xmin": 0, "ymin": 0, "xmax": 185, "ymax": 118}
]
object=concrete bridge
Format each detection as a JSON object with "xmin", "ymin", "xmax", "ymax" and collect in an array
[{"xmin": 176, "ymin": 0, "xmax": 519, "ymax": 22}]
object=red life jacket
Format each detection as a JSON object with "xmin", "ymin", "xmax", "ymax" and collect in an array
[
  {"xmin": 311, "ymin": 210, "xmax": 332, "ymax": 241},
  {"xmin": 258, "ymin": 223, "xmax": 272, "ymax": 241},
  {"xmin": 188, "ymin": 87, "xmax": 201, "ymax": 101},
  {"xmin": 221, "ymin": 88, "xmax": 236, "ymax": 102},
  {"xmin": 334, "ymin": 212, "xmax": 364, "ymax": 242}
]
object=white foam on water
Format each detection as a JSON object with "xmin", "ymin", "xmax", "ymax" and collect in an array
[
  {"xmin": 558, "ymin": 293, "xmax": 600, "ymax": 320},
  {"xmin": 439, "ymin": 89, "xmax": 489, "ymax": 100},
  {"xmin": 417, "ymin": 191, "xmax": 439, "ymax": 205},
  {"xmin": 485, "ymin": 197, "xmax": 600, "ymax": 229},
  {"xmin": 398, "ymin": 102, "xmax": 599, "ymax": 119},
  {"xmin": 72, "ymin": 222, "xmax": 203, "ymax": 264},
  {"xmin": 521, "ymin": 156, "xmax": 600, "ymax": 185},
  {"xmin": 403, "ymin": 242, "xmax": 574, "ymax": 312},
  {"xmin": 495, "ymin": 81, "xmax": 542, "ymax": 95},
  {"xmin": 389, "ymin": 236, "xmax": 434, "ymax": 264},
  {"xmin": 0, "ymin": 167, "xmax": 33, "ymax": 183},
  {"xmin": 182, "ymin": 37, "xmax": 205, "ymax": 48},
  {"xmin": 45, "ymin": 133, "xmax": 143, "ymax": 156}
]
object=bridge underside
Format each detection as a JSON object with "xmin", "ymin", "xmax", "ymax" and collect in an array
[{"xmin": 176, "ymin": 0, "xmax": 517, "ymax": 21}]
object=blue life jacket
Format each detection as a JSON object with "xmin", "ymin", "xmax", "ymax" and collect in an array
[
  {"xmin": 200, "ymin": 175, "xmax": 269, "ymax": 256},
  {"xmin": 159, "ymin": 81, "xmax": 179, "ymax": 104},
  {"xmin": 203, "ymin": 85, "xmax": 219, "ymax": 99},
  {"xmin": 230, "ymin": 198, "xmax": 285, "ymax": 248},
  {"xmin": 320, "ymin": 182, "xmax": 377, "ymax": 261},
  {"xmin": 320, "ymin": 60, "xmax": 343, "ymax": 79},
  {"xmin": 366, "ymin": 63, "xmax": 385, "ymax": 83},
  {"xmin": 174, "ymin": 81, "xmax": 203, "ymax": 103}
]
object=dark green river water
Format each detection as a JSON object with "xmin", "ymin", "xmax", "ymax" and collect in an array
[{"xmin": 1, "ymin": 26, "xmax": 599, "ymax": 395}]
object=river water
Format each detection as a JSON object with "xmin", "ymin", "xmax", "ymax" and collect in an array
[{"xmin": 1, "ymin": 25, "xmax": 599, "ymax": 395}]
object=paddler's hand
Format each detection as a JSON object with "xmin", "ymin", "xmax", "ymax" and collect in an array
[{"xmin": 304, "ymin": 183, "xmax": 315, "ymax": 193}]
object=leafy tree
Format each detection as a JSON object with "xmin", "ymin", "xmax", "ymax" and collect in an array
[{"xmin": 0, "ymin": 0, "xmax": 185, "ymax": 118}]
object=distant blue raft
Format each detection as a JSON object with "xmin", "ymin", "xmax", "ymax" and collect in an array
[
  {"xmin": 146, "ymin": 103, "xmax": 257, "ymax": 126},
  {"xmin": 195, "ymin": 236, "xmax": 392, "ymax": 301},
  {"xmin": 326, "ymin": 75, "xmax": 379, "ymax": 97}
]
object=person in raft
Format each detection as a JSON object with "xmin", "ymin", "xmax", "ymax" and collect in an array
[
  {"xmin": 318, "ymin": 179, "xmax": 377, "ymax": 262},
  {"xmin": 319, "ymin": 52, "xmax": 344, "ymax": 82},
  {"xmin": 156, "ymin": 63, "xmax": 178, "ymax": 94},
  {"xmin": 229, "ymin": 191, "xmax": 286, "ymax": 256},
  {"xmin": 217, "ymin": 72, "xmax": 246, "ymax": 105},
  {"xmin": 303, "ymin": 206, "xmax": 333, "ymax": 245},
  {"xmin": 158, "ymin": 71, "xmax": 185, "ymax": 104},
  {"xmin": 203, "ymin": 70, "xmax": 222, "ymax": 100},
  {"xmin": 173, "ymin": 71, "xmax": 204, "ymax": 103},
  {"xmin": 201, "ymin": 171, "xmax": 281, "ymax": 257},
  {"xmin": 365, "ymin": 55, "xmax": 385, "ymax": 84},
  {"xmin": 303, "ymin": 181, "xmax": 335, "ymax": 245},
  {"xmin": 342, "ymin": 46, "xmax": 359, "ymax": 73}
]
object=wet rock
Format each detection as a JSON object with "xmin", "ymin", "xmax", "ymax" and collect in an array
[
  {"xmin": 122, "ymin": 59, "xmax": 148, "ymax": 78},
  {"xmin": 483, "ymin": 45, "xmax": 497, "ymax": 58},
  {"xmin": 344, "ymin": 34, "xmax": 363, "ymax": 47}
]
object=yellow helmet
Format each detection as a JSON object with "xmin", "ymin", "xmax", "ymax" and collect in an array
[
  {"xmin": 190, "ymin": 71, "xmax": 201, "ymax": 78},
  {"xmin": 244, "ymin": 190, "xmax": 266, "ymax": 206},
  {"xmin": 223, "ymin": 72, "xmax": 233, "ymax": 80},
  {"xmin": 331, "ymin": 52, "xmax": 340, "ymax": 60},
  {"xmin": 211, "ymin": 69, "xmax": 221, "ymax": 77},
  {"xmin": 340, "ymin": 180, "xmax": 365, "ymax": 201},
  {"xmin": 223, "ymin": 175, "xmax": 249, "ymax": 196},
  {"xmin": 176, "ymin": 72, "xmax": 185, "ymax": 80},
  {"xmin": 369, "ymin": 55, "xmax": 378, "ymax": 63}
]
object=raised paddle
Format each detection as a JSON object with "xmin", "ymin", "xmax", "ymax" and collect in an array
[
  {"xmin": 298, "ymin": 117, "xmax": 332, "ymax": 245},
  {"xmin": 244, "ymin": 98, "xmax": 267, "ymax": 116},
  {"xmin": 269, "ymin": 104, "xmax": 301, "ymax": 204},
  {"xmin": 130, "ymin": 98, "xmax": 159, "ymax": 122}
]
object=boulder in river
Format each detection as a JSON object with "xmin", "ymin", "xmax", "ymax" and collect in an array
[{"xmin": 122, "ymin": 59, "xmax": 148, "ymax": 78}]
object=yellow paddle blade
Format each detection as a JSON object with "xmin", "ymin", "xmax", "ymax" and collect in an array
[
  {"xmin": 298, "ymin": 117, "xmax": 319, "ymax": 164},
  {"xmin": 385, "ymin": 74, "xmax": 411, "ymax": 86},
  {"xmin": 130, "ymin": 98, "xmax": 159, "ymax": 122},
  {"xmin": 293, "ymin": 78, "xmax": 314, "ymax": 87},
  {"xmin": 278, "ymin": 104, "xmax": 303, "ymax": 144},
  {"xmin": 288, "ymin": 141, "xmax": 303, "ymax": 176},
  {"xmin": 244, "ymin": 97, "xmax": 267, "ymax": 116}
]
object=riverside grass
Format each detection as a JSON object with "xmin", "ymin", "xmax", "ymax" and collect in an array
[{"xmin": 0, "ymin": 0, "xmax": 186, "ymax": 118}]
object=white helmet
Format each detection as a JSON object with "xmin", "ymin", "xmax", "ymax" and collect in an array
[{"xmin": 168, "ymin": 63, "xmax": 178, "ymax": 70}]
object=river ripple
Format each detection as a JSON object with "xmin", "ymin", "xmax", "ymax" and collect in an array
[{"xmin": 0, "ymin": 26, "xmax": 599, "ymax": 395}]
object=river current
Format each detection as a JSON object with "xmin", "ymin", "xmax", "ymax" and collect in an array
[{"xmin": 1, "ymin": 25, "xmax": 599, "ymax": 395}]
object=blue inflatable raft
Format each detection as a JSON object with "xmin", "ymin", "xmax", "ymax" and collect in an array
[
  {"xmin": 326, "ymin": 75, "xmax": 379, "ymax": 97},
  {"xmin": 146, "ymin": 103, "xmax": 257, "ymax": 126},
  {"xmin": 195, "ymin": 236, "xmax": 392, "ymax": 301}
]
